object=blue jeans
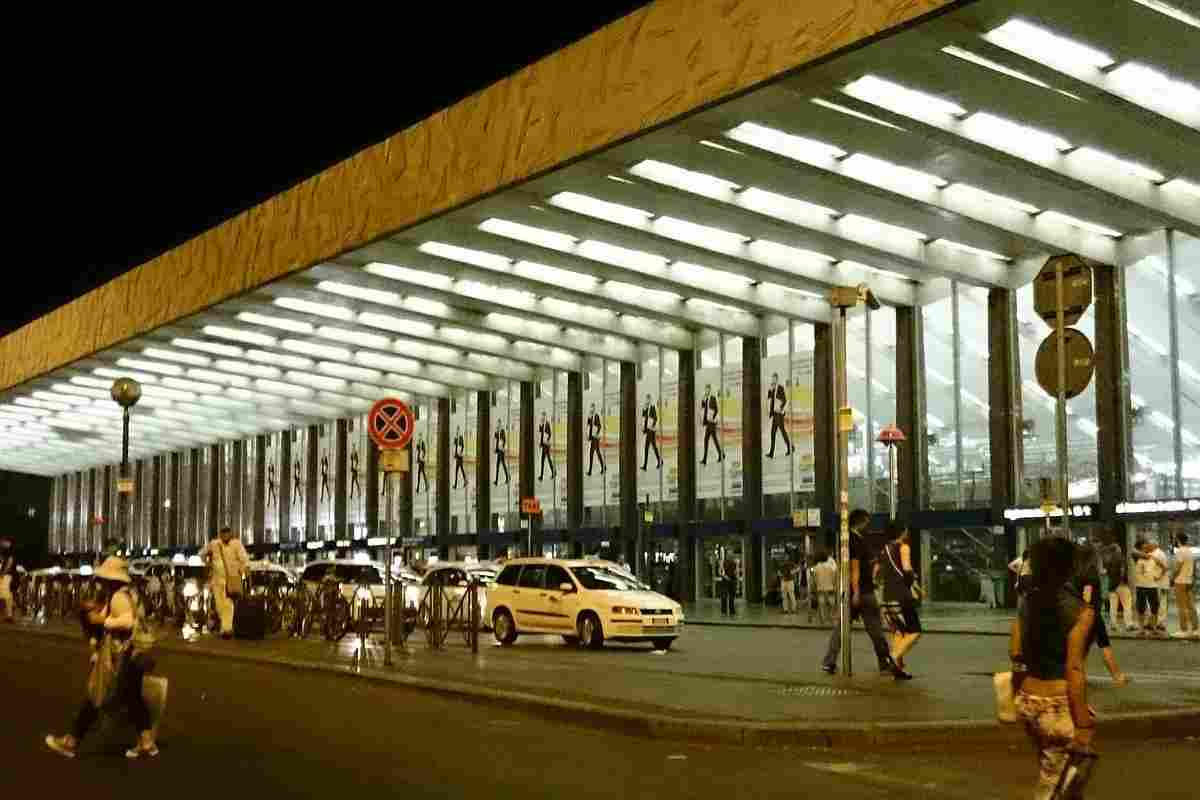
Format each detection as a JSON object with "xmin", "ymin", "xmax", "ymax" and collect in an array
[{"xmin": 822, "ymin": 593, "xmax": 893, "ymax": 670}]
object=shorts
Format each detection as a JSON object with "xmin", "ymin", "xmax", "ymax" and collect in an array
[{"xmin": 1136, "ymin": 587, "xmax": 1160, "ymax": 615}]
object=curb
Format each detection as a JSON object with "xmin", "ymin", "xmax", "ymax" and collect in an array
[{"xmin": 8, "ymin": 625, "xmax": 1200, "ymax": 751}]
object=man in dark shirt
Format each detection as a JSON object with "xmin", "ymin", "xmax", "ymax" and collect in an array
[
  {"xmin": 494, "ymin": 424, "xmax": 509, "ymax": 486},
  {"xmin": 641, "ymin": 394, "xmax": 662, "ymax": 471},
  {"xmin": 538, "ymin": 412, "xmax": 556, "ymax": 481},
  {"xmin": 700, "ymin": 384, "xmax": 723, "ymax": 466},
  {"xmin": 765, "ymin": 372, "xmax": 792, "ymax": 458},
  {"xmin": 414, "ymin": 438, "xmax": 428, "ymax": 494},
  {"xmin": 586, "ymin": 403, "xmax": 605, "ymax": 476},
  {"xmin": 821, "ymin": 509, "xmax": 905, "ymax": 678},
  {"xmin": 453, "ymin": 427, "xmax": 467, "ymax": 490}
]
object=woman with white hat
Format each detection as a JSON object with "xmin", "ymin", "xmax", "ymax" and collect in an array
[{"xmin": 44, "ymin": 556, "xmax": 159, "ymax": 760}]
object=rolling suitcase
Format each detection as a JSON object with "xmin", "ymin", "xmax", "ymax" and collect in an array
[{"xmin": 233, "ymin": 596, "xmax": 268, "ymax": 640}]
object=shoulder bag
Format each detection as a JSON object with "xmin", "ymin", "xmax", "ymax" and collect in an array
[
  {"xmin": 218, "ymin": 542, "xmax": 243, "ymax": 598},
  {"xmin": 886, "ymin": 543, "xmax": 923, "ymax": 602}
]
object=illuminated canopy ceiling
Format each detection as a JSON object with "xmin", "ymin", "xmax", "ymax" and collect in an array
[{"xmin": 2, "ymin": 0, "xmax": 1196, "ymax": 475}]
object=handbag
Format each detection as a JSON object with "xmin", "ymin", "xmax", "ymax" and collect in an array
[
  {"xmin": 86, "ymin": 634, "xmax": 130, "ymax": 709},
  {"xmin": 218, "ymin": 541, "xmax": 243, "ymax": 598},
  {"xmin": 993, "ymin": 671, "xmax": 1017, "ymax": 723}
]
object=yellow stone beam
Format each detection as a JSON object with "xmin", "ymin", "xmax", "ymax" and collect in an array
[{"xmin": 0, "ymin": 0, "xmax": 952, "ymax": 391}]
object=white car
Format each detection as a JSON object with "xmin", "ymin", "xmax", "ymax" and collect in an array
[
  {"xmin": 485, "ymin": 558, "xmax": 684, "ymax": 651},
  {"xmin": 299, "ymin": 559, "xmax": 389, "ymax": 606},
  {"xmin": 411, "ymin": 561, "xmax": 498, "ymax": 629}
]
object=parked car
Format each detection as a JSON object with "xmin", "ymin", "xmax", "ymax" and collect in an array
[
  {"xmin": 485, "ymin": 558, "xmax": 684, "ymax": 650},
  {"xmin": 411, "ymin": 561, "xmax": 498, "ymax": 629}
]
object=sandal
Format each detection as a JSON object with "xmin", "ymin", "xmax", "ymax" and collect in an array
[
  {"xmin": 125, "ymin": 743, "xmax": 160, "ymax": 759},
  {"xmin": 45, "ymin": 735, "xmax": 77, "ymax": 759}
]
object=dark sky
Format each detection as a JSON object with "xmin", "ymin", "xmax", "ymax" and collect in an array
[{"xmin": 6, "ymin": 4, "xmax": 651, "ymax": 339}]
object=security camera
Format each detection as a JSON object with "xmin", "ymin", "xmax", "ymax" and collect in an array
[{"xmin": 857, "ymin": 284, "xmax": 881, "ymax": 311}]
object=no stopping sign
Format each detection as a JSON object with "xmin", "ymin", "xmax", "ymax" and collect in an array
[{"xmin": 367, "ymin": 398, "xmax": 415, "ymax": 450}]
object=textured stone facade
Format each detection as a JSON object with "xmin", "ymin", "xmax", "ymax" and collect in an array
[{"xmin": 0, "ymin": 0, "xmax": 951, "ymax": 391}]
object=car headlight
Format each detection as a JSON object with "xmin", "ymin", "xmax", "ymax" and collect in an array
[
  {"xmin": 611, "ymin": 606, "xmax": 640, "ymax": 616},
  {"xmin": 182, "ymin": 582, "xmax": 199, "ymax": 598}
]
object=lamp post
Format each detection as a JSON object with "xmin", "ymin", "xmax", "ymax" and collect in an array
[
  {"xmin": 877, "ymin": 423, "xmax": 906, "ymax": 521},
  {"xmin": 111, "ymin": 377, "xmax": 142, "ymax": 551},
  {"xmin": 829, "ymin": 283, "xmax": 879, "ymax": 678}
]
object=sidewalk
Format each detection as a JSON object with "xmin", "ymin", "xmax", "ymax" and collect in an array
[{"xmin": 6, "ymin": 616, "xmax": 1199, "ymax": 749}]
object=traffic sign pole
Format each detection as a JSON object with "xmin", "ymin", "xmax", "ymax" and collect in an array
[{"xmin": 1055, "ymin": 261, "xmax": 1070, "ymax": 538}]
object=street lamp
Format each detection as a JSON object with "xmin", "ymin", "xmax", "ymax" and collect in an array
[
  {"xmin": 111, "ymin": 377, "xmax": 142, "ymax": 551},
  {"xmin": 877, "ymin": 423, "xmax": 906, "ymax": 522},
  {"xmin": 829, "ymin": 283, "xmax": 879, "ymax": 678}
]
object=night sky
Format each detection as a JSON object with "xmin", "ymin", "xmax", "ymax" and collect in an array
[{"xmin": 4, "ymin": 3, "xmax": 650, "ymax": 340}]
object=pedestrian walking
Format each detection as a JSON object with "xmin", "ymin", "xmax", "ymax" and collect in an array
[
  {"xmin": 1133, "ymin": 538, "xmax": 1168, "ymax": 637},
  {"xmin": 1075, "ymin": 544, "xmax": 1128, "ymax": 686},
  {"xmin": 1099, "ymin": 534, "xmax": 1134, "ymax": 631},
  {"xmin": 720, "ymin": 559, "xmax": 737, "ymax": 616},
  {"xmin": 1170, "ymin": 532, "xmax": 1197, "ymax": 639},
  {"xmin": 780, "ymin": 560, "xmax": 797, "ymax": 614},
  {"xmin": 1010, "ymin": 549, "xmax": 1033, "ymax": 611},
  {"xmin": 821, "ymin": 510, "xmax": 906, "ymax": 679},
  {"xmin": 45, "ymin": 556, "xmax": 160, "ymax": 760},
  {"xmin": 881, "ymin": 523, "xmax": 922, "ymax": 677},
  {"xmin": 1009, "ymin": 537, "xmax": 1098, "ymax": 800},
  {"xmin": 815, "ymin": 550, "xmax": 838, "ymax": 624},
  {"xmin": 204, "ymin": 526, "xmax": 249, "ymax": 640},
  {"xmin": 0, "ymin": 538, "xmax": 16, "ymax": 623}
]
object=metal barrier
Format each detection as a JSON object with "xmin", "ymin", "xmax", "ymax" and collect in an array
[{"xmin": 384, "ymin": 574, "xmax": 480, "ymax": 656}]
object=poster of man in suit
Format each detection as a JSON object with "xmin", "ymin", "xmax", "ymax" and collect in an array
[
  {"xmin": 700, "ymin": 384, "xmax": 723, "ymax": 466},
  {"xmin": 586, "ymin": 402, "xmax": 605, "ymax": 476},
  {"xmin": 765, "ymin": 372, "xmax": 793, "ymax": 459},
  {"xmin": 453, "ymin": 426, "xmax": 467, "ymax": 490},
  {"xmin": 538, "ymin": 410, "xmax": 556, "ymax": 481},
  {"xmin": 494, "ymin": 421, "xmax": 510, "ymax": 486},
  {"xmin": 641, "ymin": 393, "xmax": 662, "ymax": 472}
]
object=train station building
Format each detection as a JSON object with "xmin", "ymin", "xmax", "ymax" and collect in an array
[{"xmin": 1, "ymin": 0, "xmax": 1197, "ymax": 608}]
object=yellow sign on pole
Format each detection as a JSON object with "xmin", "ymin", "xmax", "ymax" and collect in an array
[
  {"xmin": 380, "ymin": 449, "xmax": 410, "ymax": 474},
  {"xmin": 791, "ymin": 511, "xmax": 805, "ymax": 529}
]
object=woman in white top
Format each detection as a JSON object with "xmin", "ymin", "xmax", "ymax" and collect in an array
[{"xmin": 1171, "ymin": 532, "xmax": 1197, "ymax": 639}]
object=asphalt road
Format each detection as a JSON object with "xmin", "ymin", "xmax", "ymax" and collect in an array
[{"xmin": 3, "ymin": 634, "xmax": 1196, "ymax": 799}]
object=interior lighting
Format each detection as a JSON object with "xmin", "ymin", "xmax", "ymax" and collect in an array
[
  {"xmin": 629, "ymin": 160, "xmax": 741, "ymax": 198},
  {"xmin": 670, "ymin": 261, "xmax": 754, "ymax": 289},
  {"xmin": 315, "ymin": 280, "xmax": 400, "ymax": 306},
  {"xmin": 236, "ymin": 312, "xmax": 314, "ymax": 334},
  {"xmin": 548, "ymin": 192, "xmax": 653, "ymax": 228},
  {"xmin": 161, "ymin": 377, "xmax": 221, "ymax": 394},
  {"xmin": 1107, "ymin": 62, "xmax": 1200, "ymax": 115},
  {"xmin": 842, "ymin": 153, "xmax": 949, "ymax": 191},
  {"xmin": 33, "ymin": 391, "xmax": 87, "ymax": 405},
  {"xmin": 512, "ymin": 261, "xmax": 597, "ymax": 291},
  {"xmin": 51, "ymin": 384, "xmax": 109, "ymax": 400},
  {"xmin": 15, "ymin": 397, "xmax": 71, "ymax": 412},
  {"xmin": 963, "ymin": 113, "xmax": 1072, "ymax": 155},
  {"xmin": 840, "ymin": 214, "xmax": 928, "ymax": 242},
  {"xmin": 577, "ymin": 240, "xmax": 669, "ymax": 272},
  {"xmin": 1127, "ymin": 325, "xmax": 1169, "ymax": 357},
  {"xmin": 418, "ymin": 242, "xmax": 512, "ymax": 271},
  {"xmin": 70, "ymin": 376, "xmax": 118, "ymax": 390},
  {"xmin": 356, "ymin": 352, "xmax": 421, "ymax": 373},
  {"xmin": 215, "ymin": 359, "xmax": 281, "ymax": 379},
  {"xmin": 272, "ymin": 297, "xmax": 355, "ymax": 321},
  {"xmin": 1183, "ymin": 429, "xmax": 1200, "ymax": 447},
  {"xmin": 142, "ymin": 347, "xmax": 210, "ymax": 366},
  {"xmin": 285, "ymin": 372, "xmax": 347, "ymax": 392},
  {"xmin": 93, "ymin": 367, "xmax": 158, "ymax": 384},
  {"xmin": 317, "ymin": 362, "xmax": 382, "ymax": 382},
  {"xmin": 606, "ymin": 174, "xmax": 637, "ymax": 184},
  {"xmin": 365, "ymin": 262, "xmax": 454, "ymax": 289},
  {"xmin": 944, "ymin": 183, "xmax": 1040, "ymax": 215},
  {"xmin": 115, "ymin": 357, "xmax": 183, "ymax": 376},
  {"xmin": 698, "ymin": 139, "xmax": 745, "ymax": 154},
  {"xmin": 139, "ymin": 385, "xmax": 197, "ymax": 402},
  {"xmin": 843, "ymin": 75, "xmax": 968, "ymax": 119},
  {"xmin": 202, "ymin": 326, "xmax": 276, "ymax": 347},
  {"xmin": 1072, "ymin": 147, "xmax": 1166, "ymax": 183},
  {"xmin": 1131, "ymin": 0, "xmax": 1200, "ymax": 30},
  {"xmin": 403, "ymin": 297, "xmax": 449, "ymax": 316},
  {"xmin": 314, "ymin": 326, "xmax": 390, "ymax": 350},
  {"xmin": 281, "ymin": 340, "xmax": 350, "ymax": 361},
  {"xmin": 809, "ymin": 98, "xmax": 906, "ymax": 130},
  {"xmin": 985, "ymin": 19, "xmax": 1115, "ymax": 71},
  {"xmin": 1038, "ymin": 210, "xmax": 1122, "ymax": 238},
  {"xmin": 932, "ymin": 239, "xmax": 1011, "ymax": 261},
  {"xmin": 289, "ymin": 400, "xmax": 341, "ymax": 417},
  {"xmin": 256, "ymin": 379, "xmax": 313, "ymax": 398},
  {"xmin": 172, "ymin": 338, "xmax": 243, "ymax": 357},
  {"xmin": 725, "ymin": 122, "xmax": 847, "ymax": 162},
  {"xmin": 736, "ymin": 188, "xmax": 839, "ymax": 223},
  {"xmin": 478, "ymin": 219, "xmax": 578, "ymax": 251},
  {"xmin": 358, "ymin": 313, "xmax": 436, "ymax": 338},
  {"xmin": 1163, "ymin": 178, "xmax": 1200, "ymax": 199},
  {"xmin": 941, "ymin": 45, "xmax": 1055, "ymax": 90},
  {"xmin": 1150, "ymin": 410, "xmax": 1175, "ymax": 431},
  {"xmin": 243, "ymin": 349, "xmax": 313, "ymax": 370},
  {"xmin": 654, "ymin": 216, "xmax": 751, "ymax": 252}
]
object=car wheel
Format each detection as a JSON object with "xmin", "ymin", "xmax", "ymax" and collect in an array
[
  {"xmin": 561, "ymin": 635, "xmax": 579, "ymax": 646},
  {"xmin": 652, "ymin": 638, "xmax": 675, "ymax": 652},
  {"xmin": 578, "ymin": 612, "xmax": 604, "ymax": 650},
  {"xmin": 493, "ymin": 609, "xmax": 517, "ymax": 645}
]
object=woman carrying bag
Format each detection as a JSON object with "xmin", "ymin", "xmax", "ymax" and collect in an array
[
  {"xmin": 45, "ymin": 556, "xmax": 160, "ymax": 760},
  {"xmin": 881, "ymin": 522, "xmax": 921, "ymax": 680}
]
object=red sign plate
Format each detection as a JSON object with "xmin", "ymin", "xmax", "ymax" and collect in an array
[{"xmin": 367, "ymin": 398, "xmax": 415, "ymax": 450}]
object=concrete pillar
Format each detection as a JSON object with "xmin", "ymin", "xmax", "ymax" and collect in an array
[
  {"xmin": 477, "ymin": 390, "xmax": 492, "ymax": 535},
  {"xmin": 365, "ymin": 436, "xmax": 380, "ymax": 540},
  {"xmin": 895, "ymin": 306, "xmax": 927, "ymax": 517},
  {"xmin": 567, "ymin": 373, "xmax": 583, "ymax": 531},
  {"xmin": 189, "ymin": 448, "xmax": 201, "ymax": 546},
  {"xmin": 398, "ymin": 442, "xmax": 414, "ymax": 539},
  {"xmin": 231, "ymin": 441, "xmax": 244, "ymax": 536},
  {"xmin": 677, "ymin": 349, "xmax": 696, "ymax": 602},
  {"xmin": 1093, "ymin": 264, "xmax": 1131, "ymax": 518},
  {"xmin": 988, "ymin": 288, "xmax": 1024, "ymax": 512},
  {"xmin": 209, "ymin": 444, "xmax": 221, "ymax": 539},
  {"xmin": 620, "ymin": 362, "xmax": 638, "ymax": 565},
  {"xmin": 436, "ymin": 397, "xmax": 451, "ymax": 559},
  {"xmin": 168, "ymin": 453, "xmax": 181, "ymax": 549},
  {"xmin": 519, "ymin": 382, "xmax": 536, "ymax": 554},
  {"xmin": 253, "ymin": 436, "xmax": 266, "ymax": 543},
  {"xmin": 335, "ymin": 421, "xmax": 348, "ymax": 539},
  {"xmin": 101, "ymin": 465, "xmax": 113, "ymax": 546},
  {"xmin": 742, "ymin": 337, "xmax": 764, "ymax": 602},
  {"xmin": 813, "ymin": 323, "xmax": 837, "ymax": 543},
  {"xmin": 150, "ymin": 456, "xmax": 162, "ymax": 549}
]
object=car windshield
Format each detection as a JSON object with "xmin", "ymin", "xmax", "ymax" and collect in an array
[
  {"xmin": 570, "ymin": 566, "xmax": 646, "ymax": 592},
  {"xmin": 469, "ymin": 569, "xmax": 496, "ymax": 584},
  {"xmin": 333, "ymin": 565, "xmax": 382, "ymax": 584}
]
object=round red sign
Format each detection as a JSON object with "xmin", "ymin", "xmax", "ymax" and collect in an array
[{"xmin": 367, "ymin": 398, "xmax": 415, "ymax": 450}]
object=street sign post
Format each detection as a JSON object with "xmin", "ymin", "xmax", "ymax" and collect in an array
[
  {"xmin": 876, "ymin": 423, "xmax": 906, "ymax": 521},
  {"xmin": 1034, "ymin": 255, "xmax": 1095, "ymax": 539},
  {"xmin": 367, "ymin": 397, "xmax": 414, "ymax": 667}
]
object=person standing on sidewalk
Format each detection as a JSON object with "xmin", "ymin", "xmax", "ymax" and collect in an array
[
  {"xmin": 815, "ymin": 550, "xmax": 838, "ymax": 624},
  {"xmin": 1133, "ymin": 538, "xmax": 1168, "ymax": 637},
  {"xmin": 780, "ymin": 560, "xmax": 797, "ymax": 614},
  {"xmin": 1010, "ymin": 537, "xmax": 1097, "ymax": 800},
  {"xmin": 881, "ymin": 523, "xmax": 922, "ymax": 677},
  {"xmin": 1170, "ymin": 532, "xmax": 1197, "ymax": 639},
  {"xmin": 821, "ymin": 510, "xmax": 905, "ymax": 679},
  {"xmin": 1099, "ymin": 533, "xmax": 1134, "ymax": 631},
  {"xmin": 720, "ymin": 558, "xmax": 737, "ymax": 616},
  {"xmin": 0, "ymin": 538, "xmax": 16, "ymax": 623},
  {"xmin": 204, "ymin": 526, "xmax": 249, "ymax": 640}
]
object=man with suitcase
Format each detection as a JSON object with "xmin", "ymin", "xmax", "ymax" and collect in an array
[{"xmin": 203, "ymin": 527, "xmax": 249, "ymax": 640}]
